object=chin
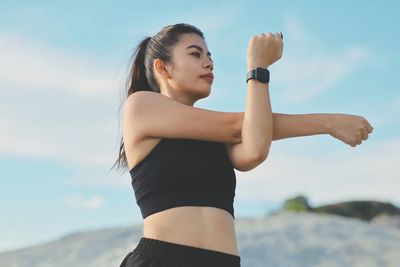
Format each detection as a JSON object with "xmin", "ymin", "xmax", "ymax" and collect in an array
[
  {"xmin": 186, "ymin": 84, "xmax": 211, "ymax": 99},
  {"xmin": 200, "ymin": 87, "xmax": 211, "ymax": 97}
]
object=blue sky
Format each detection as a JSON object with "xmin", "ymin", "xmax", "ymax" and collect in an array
[{"xmin": 0, "ymin": 0, "xmax": 399, "ymax": 252}]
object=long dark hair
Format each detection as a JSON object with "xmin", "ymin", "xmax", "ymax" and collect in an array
[{"xmin": 110, "ymin": 23, "xmax": 205, "ymax": 173}]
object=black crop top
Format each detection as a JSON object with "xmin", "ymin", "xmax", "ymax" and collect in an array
[{"xmin": 129, "ymin": 138, "xmax": 237, "ymax": 219}]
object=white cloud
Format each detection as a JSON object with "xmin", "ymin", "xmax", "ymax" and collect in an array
[
  {"xmin": 0, "ymin": 32, "xmax": 125, "ymax": 168},
  {"xmin": 271, "ymin": 16, "xmax": 372, "ymax": 102},
  {"xmin": 274, "ymin": 46, "xmax": 370, "ymax": 102},
  {"xmin": 235, "ymin": 137, "xmax": 400, "ymax": 206},
  {"xmin": 65, "ymin": 193, "xmax": 104, "ymax": 209},
  {"xmin": 0, "ymin": 89, "xmax": 122, "ymax": 167},
  {"xmin": 0, "ymin": 32, "xmax": 123, "ymax": 95}
]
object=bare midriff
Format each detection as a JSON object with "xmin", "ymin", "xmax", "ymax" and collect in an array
[{"xmin": 142, "ymin": 206, "xmax": 239, "ymax": 256}]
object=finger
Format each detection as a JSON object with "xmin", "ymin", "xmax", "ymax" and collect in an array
[
  {"xmin": 353, "ymin": 134, "xmax": 362, "ymax": 146},
  {"xmin": 362, "ymin": 130, "xmax": 369, "ymax": 140},
  {"xmin": 362, "ymin": 119, "xmax": 373, "ymax": 133},
  {"xmin": 364, "ymin": 125, "xmax": 370, "ymax": 135},
  {"xmin": 366, "ymin": 123, "xmax": 374, "ymax": 133},
  {"xmin": 357, "ymin": 135, "xmax": 363, "ymax": 145},
  {"xmin": 354, "ymin": 136, "xmax": 360, "ymax": 146},
  {"xmin": 349, "ymin": 137, "xmax": 356, "ymax": 147}
]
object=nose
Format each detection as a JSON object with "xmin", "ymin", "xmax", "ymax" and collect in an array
[{"xmin": 205, "ymin": 58, "xmax": 214, "ymax": 71}]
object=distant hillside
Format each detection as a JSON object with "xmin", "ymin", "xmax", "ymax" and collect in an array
[
  {"xmin": 1, "ymin": 212, "xmax": 400, "ymax": 267},
  {"xmin": 0, "ymin": 224, "xmax": 143, "ymax": 267},
  {"xmin": 279, "ymin": 195, "xmax": 400, "ymax": 221}
]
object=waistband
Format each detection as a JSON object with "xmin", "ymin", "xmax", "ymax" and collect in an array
[{"xmin": 134, "ymin": 237, "xmax": 241, "ymax": 265}]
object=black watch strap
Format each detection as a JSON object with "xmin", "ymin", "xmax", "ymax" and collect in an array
[{"xmin": 246, "ymin": 67, "xmax": 270, "ymax": 84}]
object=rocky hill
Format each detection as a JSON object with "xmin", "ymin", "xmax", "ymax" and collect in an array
[
  {"xmin": 1, "ymin": 211, "xmax": 399, "ymax": 267},
  {"xmin": 280, "ymin": 195, "xmax": 400, "ymax": 221}
]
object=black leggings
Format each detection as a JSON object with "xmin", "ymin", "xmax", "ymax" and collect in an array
[{"xmin": 120, "ymin": 237, "xmax": 241, "ymax": 267}]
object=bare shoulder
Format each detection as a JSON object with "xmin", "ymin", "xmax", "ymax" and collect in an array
[{"xmin": 122, "ymin": 92, "xmax": 163, "ymax": 170}]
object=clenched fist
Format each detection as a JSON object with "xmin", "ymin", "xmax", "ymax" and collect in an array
[
  {"xmin": 247, "ymin": 32, "xmax": 283, "ymax": 70},
  {"xmin": 327, "ymin": 114, "xmax": 374, "ymax": 147}
]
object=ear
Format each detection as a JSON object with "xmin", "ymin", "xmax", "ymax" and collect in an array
[{"xmin": 154, "ymin": 59, "xmax": 172, "ymax": 79}]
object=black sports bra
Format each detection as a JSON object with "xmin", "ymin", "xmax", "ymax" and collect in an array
[{"xmin": 129, "ymin": 138, "xmax": 237, "ymax": 219}]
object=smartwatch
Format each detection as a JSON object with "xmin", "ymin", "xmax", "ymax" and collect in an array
[{"xmin": 246, "ymin": 67, "xmax": 270, "ymax": 84}]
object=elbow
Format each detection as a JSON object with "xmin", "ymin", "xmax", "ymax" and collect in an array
[
  {"xmin": 241, "ymin": 151, "xmax": 269, "ymax": 172},
  {"xmin": 248, "ymin": 138, "xmax": 272, "ymax": 165},
  {"xmin": 247, "ymin": 151, "xmax": 269, "ymax": 169},
  {"xmin": 237, "ymin": 147, "xmax": 270, "ymax": 172},
  {"xmin": 256, "ymin": 150, "xmax": 269, "ymax": 163},
  {"xmin": 255, "ymin": 143, "xmax": 271, "ymax": 163}
]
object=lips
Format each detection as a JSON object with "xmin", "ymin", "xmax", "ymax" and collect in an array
[{"xmin": 200, "ymin": 73, "xmax": 214, "ymax": 80}]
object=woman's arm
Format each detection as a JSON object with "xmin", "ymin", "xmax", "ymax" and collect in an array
[
  {"xmin": 240, "ymin": 33, "xmax": 283, "ymax": 158},
  {"xmin": 233, "ymin": 112, "xmax": 373, "ymax": 146},
  {"xmin": 271, "ymin": 113, "xmax": 331, "ymax": 140},
  {"xmin": 224, "ymin": 77, "xmax": 273, "ymax": 172},
  {"xmin": 233, "ymin": 112, "xmax": 329, "ymax": 141},
  {"xmin": 226, "ymin": 33, "xmax": 283, "ymax": 171}
]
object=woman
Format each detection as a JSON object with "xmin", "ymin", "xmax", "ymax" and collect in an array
[{"xmin": 113, "ymin": 23, "xmax": 373, "ymax": 266}]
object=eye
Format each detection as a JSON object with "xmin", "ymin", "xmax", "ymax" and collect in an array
[
  {"xmin": 190, "ymin": 52, "xmax": 214, "ymax": 64},
  {"xmin": 190, "ymin": 52, "xmax": 201, "ymax": 58}
]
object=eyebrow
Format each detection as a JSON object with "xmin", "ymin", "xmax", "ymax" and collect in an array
[{"xmin": 186, "ymin": 45, "xmax": 212, "ymax": 57}]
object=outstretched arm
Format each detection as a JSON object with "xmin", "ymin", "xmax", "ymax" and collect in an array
[
  {"xmin": 233, "ymin": 112, "xmax": 374, "ymax": 147},
  {"xmin": 271, "ymin": 113, "xmax": 330, "ymax": 141}
]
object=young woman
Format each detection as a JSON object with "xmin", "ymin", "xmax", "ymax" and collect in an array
[{"xmin": 113, "ymin": 23, "xmax": 373, "ymax": 266}]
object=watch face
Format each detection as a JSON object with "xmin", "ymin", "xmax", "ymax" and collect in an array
[
  {"xmin": 256, "ymin": 67, "xmax": 269, "ymax": 83},
  {"xmin": 246, "ymin": 68, "xmax": 270, "ymax": 83}
]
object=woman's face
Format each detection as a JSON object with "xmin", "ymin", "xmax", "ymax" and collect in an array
[{"xmin": 157, "ymin": 33, "xmax": 214, "ymax": 104}]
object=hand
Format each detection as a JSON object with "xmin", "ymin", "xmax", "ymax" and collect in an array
[
  {"xmin": 247, "ymin": 32, "xmax": 283, "ymax": 69},
  {"xmin": 326, "ymin": 114, "xmax": 374, "ymax": 147}
]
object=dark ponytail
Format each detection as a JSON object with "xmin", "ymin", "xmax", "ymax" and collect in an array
[
  {"xmin": 127, "ymin": 37, "xmax": 152, "ymax": 93},
  {"xmin": 110, "ymin": 23, "xmax": 204, "ymax": 173}
]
